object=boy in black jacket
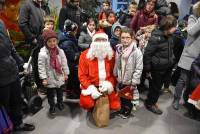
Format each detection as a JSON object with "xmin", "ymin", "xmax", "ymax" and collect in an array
[{"xmin": 143, "ymin": 15, "xmax": 177, "ymax": 115}]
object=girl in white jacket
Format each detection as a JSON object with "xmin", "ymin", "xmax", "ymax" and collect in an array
[{"xmin": 38, "ymin": 30, "xmax": 69, "ymax": 116}]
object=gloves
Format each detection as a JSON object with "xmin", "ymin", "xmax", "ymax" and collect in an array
[
  {"xmin": 91, "ymin": 90, "xmax": 102, "ymax": 100},
  {"xmin": 81, "ymin": 85, "xmax": 102, "ymax": 99},
  {"xmin": 99, "ymin": 81, "xmax": 114, "ymax": 94}
]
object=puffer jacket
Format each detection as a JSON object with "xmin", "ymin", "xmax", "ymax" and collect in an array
[
  {"xmin": 114, "ymin": 42, "xmax": 143, "ymax": 85},
  {"xmin": 143, "ymin": 28, "xmax": 175, "ymax": 71},
  {"xmin": 38, "ymin": 46, "xmax": 69, "ymax": 88},
  {"xmin": 0, "ymin": 20, "xmax": 24, "ymax": 87}
]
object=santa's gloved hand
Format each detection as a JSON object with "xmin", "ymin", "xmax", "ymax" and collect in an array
[
  {"xmin": 91, "ymin": 90, "xmax": 102, "ymax": 100},
  {"xmin": 99, "ymin": 81, "xmax": 114, "ymax": 94},
  {"xmin": 81, "ymin": 85, "xmax": 97, "ymax": 96}
]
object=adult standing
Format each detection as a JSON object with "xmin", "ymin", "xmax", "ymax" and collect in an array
[
  {"xmin": 173, "ymin": 1, "xmax": 200, "ymax": 110},
  {"xmin": 18, "ymin": 0, "xmax": 50, "ymax": 45},
  {"xmin": 0, "ymin": 0, "xmax": 35, "ymax": 131},
  {"xmin": 58, "ymin": 0, "xmax": 88, "ymax": 33}
]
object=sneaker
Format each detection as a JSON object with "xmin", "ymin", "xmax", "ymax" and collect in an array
[
  {"xmin": 172, "ymin": 98, "xmax": 179, "ymax": 110},
  {"xmin": 57, "ymin": 102, "xmax": 65, "ymax": 111},
  {"xmin": 14, "ymin": 123, "xmax": 35, "ymax": 131},
  {"xmin": 145, "ymin": 103, "xmax": 163, "ymax": 115},
  {"xmin": 49, "ymin": 107, "xmax": 56, "ymax": 115}
]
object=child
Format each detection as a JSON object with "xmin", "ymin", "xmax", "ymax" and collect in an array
[
  {"xmin": 104, "ymin": 10, "xmax": 117, "ymax": 39},
  {"xmin": 38, "ymin": 30, "xmax": 69, "ymax": 116},
  {"xmin": 119, "ymin": 1, "xmax": 137, "ymax": 27},
  {"xmin": 98, "ymin": 0, "xmax": 111, "ymax": 25},
  {"xmin": 32, "ymin": 15, "xmax": 55, "ymax": 94},
  {"xmin": 78, "ymin": 18, "xmax": 96, "ymax": 51},
  {"xmin": 114, "ymin": 27, "xmax": 143, "ymax": 119},
  {"xmin": 144, "ymin": 15, "xmax": 177, "ymax": 115},
  {"xmin": 59, "ymin": 19, "xmax": 81, "ymax": 99},
  {"xmin": 43, "ymin": 15, "xmax": 55, "ymax": 31},
  {"xmin": 110, "ymin": 22, "xmax": 123, "ymax": 51}
]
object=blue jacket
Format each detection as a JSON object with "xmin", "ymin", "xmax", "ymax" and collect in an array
[{"xmin": 59, "ymin": 32, "xmax": 81, "ymax": 70}]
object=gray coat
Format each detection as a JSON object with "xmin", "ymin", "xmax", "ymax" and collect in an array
[
  {"xmin": 78, "ymin": 28, "xmax": 92, "ymax": 50},
  {"xmin": 114, "ymin": 43, "xmax": 143, "ymax": 85},
  {"xmin": 38, "ymin": 47, "xmax": 70, "ymax": 88},
  {"xmin": 178, "ymin": 15, "xmax": 200, "ymax": 71}
]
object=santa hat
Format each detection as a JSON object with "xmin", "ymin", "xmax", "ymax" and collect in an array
[
  {"xmin": 188, "ymin": 84, "xmax": 200, "ymax": 110},
  {"xmin": 42, "ymin": 29, "xmax": 58, "ymax": 44},
  {"xmin": 92, "ymin": 31, "xmax": 108, "ymax": 42}
]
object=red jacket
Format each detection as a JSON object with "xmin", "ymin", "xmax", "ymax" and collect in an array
[{"xmin": 78, "ymin": 49, "xmax": 116, "ymax": 90}]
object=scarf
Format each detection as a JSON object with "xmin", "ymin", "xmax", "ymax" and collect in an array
[
  {"xmin": 48, "ymin": 47, "xmax": 62, "ymax": 74},
  {"xmin": 87, "ymin": 27, "xmax": 95, "ymax": 38},
  {"xmin": 117, "ymin": 41, "xmax": 136, "ymax": 60}
]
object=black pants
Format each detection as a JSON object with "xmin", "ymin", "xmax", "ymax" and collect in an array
[
  {"xmin": 0, "ymin": 78, "xmax": 23, "ymax": 126},
  {"xmin": 146, "ymin": 69, "xmax": 171, "ymax": 105},
  {"xmin": 66, "ymin": 69, "xmax": 81, "ymax": 97},
  {"xmin": 47, "ymin": 86, "xmax": 64, "ymax": 107},
  {"xmin": 120, "ymin": 98, "xmax": 133, "ymax": 114}
]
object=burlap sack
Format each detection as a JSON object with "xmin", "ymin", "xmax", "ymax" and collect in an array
[{"xmin": 92, "ymin": 95, "xmax": 110, "ymax": 127}]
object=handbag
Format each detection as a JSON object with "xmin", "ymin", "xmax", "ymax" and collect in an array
[
  {"xmin": 0, "ymin": 106, "xmax": 13, "ymax": 134},
  {"xmin": 118, "ymin": 85, "xmax": 134, "ymax": 100}
]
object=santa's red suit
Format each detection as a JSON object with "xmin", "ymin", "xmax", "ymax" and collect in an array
[
  {"xmin": 78, "ymin": 32, "xmax": 121, "ymax": 110},
  {"xmin": 188, "ymin": 84, "xmax": 200, "ymax": 110}
]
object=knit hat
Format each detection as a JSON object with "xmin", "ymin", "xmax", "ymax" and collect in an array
[
  {"xmin": 42, "ymin": 29, "xmax": 58, "ymax": 43},
  {"xmin": 92, "ymin": 31, "xmax": 108, "ymax": 42},
  {"xmin": 64, "ymin": 19, "xmax": 78, "ymax": 32}
]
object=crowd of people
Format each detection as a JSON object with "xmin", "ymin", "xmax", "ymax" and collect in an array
[{"xmin": 0, "ymin": 0, "xmax": 200, "ymax": 132}]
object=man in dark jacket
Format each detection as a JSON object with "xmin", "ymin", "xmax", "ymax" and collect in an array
[
  {"xmin": 0, "ymin": 0, "xmax": 35, "ymax": 131},
  {"xmin": 143, "ymin": 15, "xmax": 177, "ymax": 115},
  {"xmin": 58, "ymin": 0, "xmax": 88, "ymax": 33},
  {"xmin": 59, "ymin": 19, "xmax": 81, "ymax": 99},
  {"xmin": 18, "ymin": 0, "xmax": 50, "ymax": 44}
]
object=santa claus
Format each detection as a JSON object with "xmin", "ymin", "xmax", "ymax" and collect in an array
[{"xmin": 78, "ymin": 31, "xmax": 121, "ymax": 110}]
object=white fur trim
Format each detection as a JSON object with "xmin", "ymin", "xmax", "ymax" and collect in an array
[
  {"xmin": 188, "ymin": 99, "xmax": 200, "ymax": 110},
  {"xmin": 102, "ymin": 81, "xmax": 114, "ymax": 94},
  {"xmin": 188, "ymin": 98, "xmax": 197, "ymax": 106},
  {"xmin": 92, "ymin": 33, "xmax": 108, "ymax": 42},
  {"xmin": 81, "ymin": 85, "xmax": 97, "ymax": 96},
  {"xmin": 98, "ymin": 59, "xmax": 106, "ymax": 83}
]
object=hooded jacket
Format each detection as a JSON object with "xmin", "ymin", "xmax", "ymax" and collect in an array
[
  {"xmin": 110, "ymin": 22, "xmax": 122, "ymax": 51},
  {"xmin": 143, "ymin": 28, "xmax": 175, "ymax": 71}
]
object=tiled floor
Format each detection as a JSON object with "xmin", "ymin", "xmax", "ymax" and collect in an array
[{"xmin": 13, "ymin": 91, "xmax": 200, "ymax": 134}]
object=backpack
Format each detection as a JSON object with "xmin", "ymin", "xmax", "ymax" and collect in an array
[{"xmin": 0, "ymin": 106, "xmax": 13, "ymax": 134}]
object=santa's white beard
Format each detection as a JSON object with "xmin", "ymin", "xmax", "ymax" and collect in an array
[{"xmin": 87, "ymin": 41, "xmax": 113, "ymax": 60}]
